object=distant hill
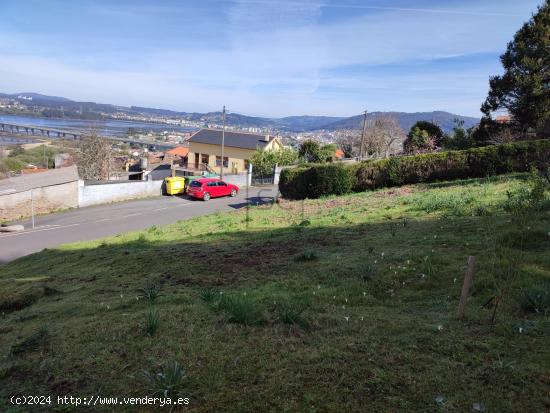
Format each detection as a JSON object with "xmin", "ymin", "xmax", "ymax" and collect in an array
[
  {"xmin": 320, "ymin": 111, "xmax": 479, "ymax": 133},
  {"xmin": 273, "ymin": 116, "xmax": 345, "ymax": 132},
  {"xmin": 0, "ymin": 92, "xmax": 73, "ymax": 103},
  {"xmin": 0, "ymin": 92, "xmax": 478, "ymax": 133}
]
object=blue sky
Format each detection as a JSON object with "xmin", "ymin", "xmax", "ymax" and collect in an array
[{"xmin": 0, "ymin": 0, "xmax": 543, "ymax": 117}]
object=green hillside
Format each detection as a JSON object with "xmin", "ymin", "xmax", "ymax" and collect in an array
[{"xmin": 1, "ymin": 174, "xmax": 549, "ymax": 412}]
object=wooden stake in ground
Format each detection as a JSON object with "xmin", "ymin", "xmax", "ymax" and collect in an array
[{"xmin": 458, "ymin": 256, "xmax": 476, "ymax": 320}]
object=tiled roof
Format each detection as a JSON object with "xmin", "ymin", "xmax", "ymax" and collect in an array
[
  {"xmin": 0, "ymin": 165, "xmax": 79, "ymax": 195},
  {"xmin": 189, "ymin": 128, "xmax": 274, "ymax": 150},
  {"xmin": 166, "ymin": 146, "xmax": 189, "ymax": 157}
]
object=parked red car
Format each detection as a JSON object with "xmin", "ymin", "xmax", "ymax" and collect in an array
[{"xmin": 187, "ymin": 178, "xmax": 239, "ymax": 201}]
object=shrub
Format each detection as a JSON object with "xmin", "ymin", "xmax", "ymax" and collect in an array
[
  {"xmin": 279, "ymin": 140, "xmax": 550, "ymax": 199},
  {"xmin": 279, "ymin": 164, "xmax": 355, "ymax": 199}
]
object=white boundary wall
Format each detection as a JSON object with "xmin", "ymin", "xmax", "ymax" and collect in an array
[{"xmin": 79, "ymin": 177, "xmax": 163, "ymax": 207}]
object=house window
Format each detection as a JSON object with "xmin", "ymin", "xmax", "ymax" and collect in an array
[
  {"xmin": 215, "ymin": 156, "xmax": 229, "ymax": 167},
  {"xmin": 201, "ymin": 154, "xmax": 209, "ymax": 165}
]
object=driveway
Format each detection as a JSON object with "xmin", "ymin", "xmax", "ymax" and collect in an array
[{"xmin": 0, "ymin": 185, "xmax": 277, "ymax": 264}]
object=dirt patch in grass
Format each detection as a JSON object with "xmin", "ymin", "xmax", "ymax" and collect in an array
[{"xmin": 374, "ymin": 186, "xmax": 417, "ymax": 198}]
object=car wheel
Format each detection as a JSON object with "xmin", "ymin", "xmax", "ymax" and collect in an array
[
  {"xmin": 230, "ymin": 189, "xmax": 237, "ymax": 197},
  {"xmin": 203, "ymin": 192, "xmax": 211, "ymax": 201}
]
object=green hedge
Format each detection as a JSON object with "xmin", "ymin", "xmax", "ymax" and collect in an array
[{"xmin": 279, "ymin": 140, "xmax": 550, "ymax": 199}]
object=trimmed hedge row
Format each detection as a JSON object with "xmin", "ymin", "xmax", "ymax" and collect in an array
[{"xmin": 279, "ymin": 139, "xmax": 550, "ymax": 199}]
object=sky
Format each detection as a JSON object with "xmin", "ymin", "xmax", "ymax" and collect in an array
[{"xmin": 0, "ymin": 0, "xmax": 543, "ymax": 118}]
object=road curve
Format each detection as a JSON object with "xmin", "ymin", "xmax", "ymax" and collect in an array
[{"xmin": 0, "ymin": 185, "xmax": 277, "ymax": 264}]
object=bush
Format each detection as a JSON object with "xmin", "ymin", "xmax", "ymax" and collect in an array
[
  {"xmin": 279, "ymin": 140, "xmax": 550, "ymax": 199},
  {"xmin": 279, "ymin": 163, "xmax": 355, "ymax": 199}
]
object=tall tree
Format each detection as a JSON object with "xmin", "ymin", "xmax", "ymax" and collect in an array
[
  {"xmin": 365, "ymin": 116, "xmax": 405, "ymax": 158},
  {"xmin": 481, "ymin": 1, "xmax": 550, "ymax": 134},
  {"xmin": 403, "ymin": 121, "xmax": 444, "ymax": 153}
]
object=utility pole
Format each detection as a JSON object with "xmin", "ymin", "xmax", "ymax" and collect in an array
[
  {"xmin": 220, "ymin": 105, "xmax": 226, "ymax": 180},
  {"xmin": 359, "ymin": 110, "xmax": 368, "ymax": 160}
]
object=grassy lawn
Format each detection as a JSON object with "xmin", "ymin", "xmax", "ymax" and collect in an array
[{"xmin": 1, "ymin": 174, "xmax": 549, "ymax": 412}]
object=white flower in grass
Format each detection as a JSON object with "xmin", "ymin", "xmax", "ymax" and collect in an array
[
  {"xmin": 120, "ymin": 294, "xmax": 124, "ymax": 299},
  {"xmin": 453, "ymin": 278, "xmax": 457, "ymax": 283},
  {"xmin": 381, "ymin": 252, "xmax": 385, "ymax": 257},
  {"xmin": 345, "ymin": 298, "xmax": 348, "ymax": 303},
  {"xmin": 519, "ymin": 327, "xmax": 523, "ymax": 333},
  {"xmin": 243, "ymin": 292, "xmax": 247, "ymax": 296},
  {"xmin": 360, "ymin": 316, "xmax": 364, "ymax": 321},
  {"xmin": 317, "ymin": 285, "xmax": 321, "ymax": 289},
  {"xmin": 344, "ymin": 316, "xmax": 349, "ymax": 322},
  {"xmin": 437, "ymin": 325, "xmax": 443, "ymax": 331},
  {"xmin": 363, "ymin": 292, "xmax": 366, "ymax": 296}
]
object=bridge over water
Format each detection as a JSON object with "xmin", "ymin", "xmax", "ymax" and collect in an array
[{"xmin": 0, "ymin": 121, "xmax": 177, "ymax": 149}]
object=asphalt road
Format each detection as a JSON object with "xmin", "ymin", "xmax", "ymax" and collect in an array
[{"xmin": 0, "ymin": 185, "xmax": 277, "ymax": 264}]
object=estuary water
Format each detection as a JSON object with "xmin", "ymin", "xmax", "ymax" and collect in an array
[{"xmin": 0, "ymin": 114, "xmax": 197, "ymax": 137}]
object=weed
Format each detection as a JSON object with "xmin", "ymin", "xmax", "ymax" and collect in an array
[
  {"xmin": 357, "ymin": 261, "xmax": 377, "ymax": 282},
  {"xmin": 10, "ymin": 328, "xmax": 48, "ymax": 356},
  {"xmin": 276, "ymin": 301, "xmax": 309, "ymax": 329},
  {"xmin": 294, "ymin": 249, "xmax": 318, "ymax": 262},
  {"xmin": 199, "ymin": 288, "xmax": 218, "ymax": 305},
  {"xmin": 144, "ymin": 309, "xmax": 160, "ymax": 336},
  {"xmin": 421, "ymin": 255, "xmax": 434, "ymax": 278},
  {"xmin": 139, "ymin": 281, "xmax": 161, "ymax": 303},
  {"xmin": 217, "ymin": 294, "xmax": 265, "ymax": 325},
  {"xmin": 144, "ymin": 360, "xmax": 185, "ymax": 397},
  {"xmin": 519, "ymin": 285, "xmax": 550, "ymax": 315}
]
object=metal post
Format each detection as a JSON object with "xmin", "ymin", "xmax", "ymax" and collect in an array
[
  {"xmin": 359, "ymin": 110, "xmax": 368, "ymax": 160},
  {"xmin": 30, "ymin": 189, "xmax": 35, "ymax": 229},
  {"xmin": 220, "ymin": 105, "xmax": 226, "ymax": 180}
]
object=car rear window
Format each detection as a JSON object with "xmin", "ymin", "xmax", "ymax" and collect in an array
[{"xmin": 189, "ymin": 180, "xmax": 202, "ymax": 187}]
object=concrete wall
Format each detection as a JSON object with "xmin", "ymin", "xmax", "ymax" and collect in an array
[
  {"xmin": 78, "ymin": 178, "xmax": 163, "ymax": 207},
  {"xmin": 0, "ymin": 181, "xmax": 79, "ymax": 221},
  {"xmin": 222, "ymin": 173, "xmax": 251, "ymax": 187}
]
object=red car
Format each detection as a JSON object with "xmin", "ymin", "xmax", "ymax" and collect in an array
[{"xmin": 187, "ymin": 178, "xmax": 239, "ymax": 201}]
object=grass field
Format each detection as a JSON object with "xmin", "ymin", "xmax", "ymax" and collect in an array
[{"xmin": 1, "ymin": 174, "xmax": 549, "ymax": 412}]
